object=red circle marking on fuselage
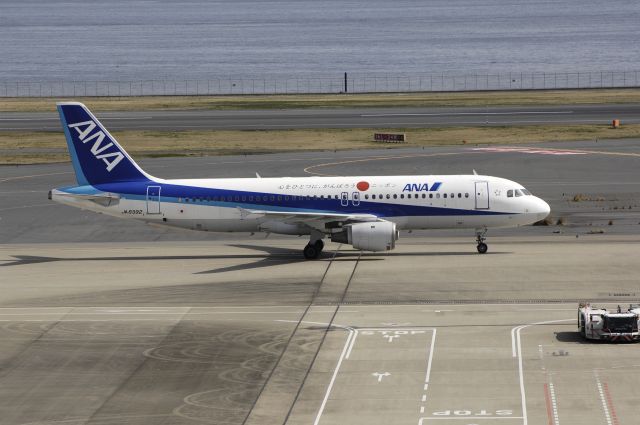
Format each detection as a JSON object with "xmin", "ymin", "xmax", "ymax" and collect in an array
[{"xmin": 356, "ymin": 181, "xmax": 369, "ymax": 191}]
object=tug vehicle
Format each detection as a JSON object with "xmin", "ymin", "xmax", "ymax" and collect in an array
[{"xmin": 578, "ymin": 303, "xmax": 640, "ymax": 341}]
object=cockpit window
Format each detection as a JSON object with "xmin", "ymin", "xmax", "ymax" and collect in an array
[
  {"xmin": 515, "ymin": 189, "xmax": 523, "ymax": 197},
  {"xmin": 521, "ymin": 189, "xmax": 532, "ymax": 195},
  {"xmin": 507, "ymin": 189, "xmax": 514, "ymax": 198}
]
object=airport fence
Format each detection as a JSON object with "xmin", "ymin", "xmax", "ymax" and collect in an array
[{"xmin": 2, "ymin": 70, "xmax": 639, "ymax": 97}]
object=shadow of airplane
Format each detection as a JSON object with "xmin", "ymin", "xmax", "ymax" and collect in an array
[{"xmin": 1, "ymin": 244, "xmax": 510, "ymax": 274}]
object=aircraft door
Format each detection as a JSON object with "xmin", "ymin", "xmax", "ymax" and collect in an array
[
  {"xmin": 474, "ymin": 181, "xmax": 489, "ymax": 209},
  {"xmin": 341, "ymin": 192, "xmax": 349, "ymax": 207},
  {"xmin": 146, "ymin": 185, "xmax": 161, "ymax": 214},
  {"xmin": 352, "ymin": 191, "xmax": 360, "ymax": 206}
]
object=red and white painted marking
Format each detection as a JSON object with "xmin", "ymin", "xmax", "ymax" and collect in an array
[{"xmin": 472, "ymin": 147, "xmax": 589, "ymax": 155}]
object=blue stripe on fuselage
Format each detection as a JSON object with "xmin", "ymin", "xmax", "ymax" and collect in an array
[{"xmin": 79, "ymin": 181, "xmax": 510, "ymax": 217}]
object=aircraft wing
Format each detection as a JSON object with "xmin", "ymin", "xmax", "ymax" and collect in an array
[{"xmin": 238, "ymin": 208, "xmax": 379, "ymax": 227}]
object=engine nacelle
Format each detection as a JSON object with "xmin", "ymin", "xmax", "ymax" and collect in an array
[{"xmin": 330, "ymin": 221, "xmax": 398, "ymax": 252}]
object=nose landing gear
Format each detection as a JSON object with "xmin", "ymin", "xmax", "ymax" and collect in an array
[{"xmin": 475, "ymin": 228, "xmax": 488, "ymax": 254}]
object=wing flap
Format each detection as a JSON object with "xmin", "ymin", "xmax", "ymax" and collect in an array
[{"xmin": 239, "ymin": 208, "xmax": 378, "ymax": 223}]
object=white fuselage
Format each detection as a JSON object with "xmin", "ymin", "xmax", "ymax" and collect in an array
[{"xmin": 52, "ymin": 174, "xmax": 550, "ymax": 235}]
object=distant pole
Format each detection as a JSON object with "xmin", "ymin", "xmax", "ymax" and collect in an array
[{"xmin": 344, "ymin": 72, "xmax": 348, "ymax": 93}]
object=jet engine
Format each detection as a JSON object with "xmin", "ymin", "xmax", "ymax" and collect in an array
[{"xmin": 330, "ymin": 221, "xmax": 398, "ymax": 252}]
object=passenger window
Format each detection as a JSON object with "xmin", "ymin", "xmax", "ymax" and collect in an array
[
  {"xmin": 400, "ymin": 194, "xmax": 404, "ymax": 199},
  {"xmin": 465, "ymin": 193, "xmax": 469, "ymax": 198},
  {"xmin": 451, "ymin": 193, "xmax": 454, "ymax": 198},
  {"xmin": 365, "ymin": 194, "xmax": 369, "ymax": 199},
  {"xmin": 444, "ymin": 194, "xmax": 447, "ymax": 198},
  {"xmin": 386, "ymin": 194, "xmax": 390, "ymax": 199},
  {"xmin": 422, "ymin": 194, "xmax": 426, "ymax": 199},
  {"xmin": 507, "ymin": 190, "xmax": 513, "ymax": 198},
  {"xmin": 372, "ymin": 194, "xmax": 376, "ymax": 199},
  {"xmin": 393, "ymin": 194, "xmax": 398, "ymax": 199},
  {"xmin": 429, "ymin": 194, "xmax": 433, "ymax": 199},
  {"xmin": 436, "ymin": 193, "xmax": 440, "ymax": 199},
  {"xmin": 458, "ymin": 193, "xmax": 462, "ymax": 198}
]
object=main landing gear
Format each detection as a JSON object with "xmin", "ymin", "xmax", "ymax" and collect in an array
[
  {"xmin": 303, "ymin": 237, "xmax": 324, "ymax": 260},
  {"xmin": 475, "ymin": 228, "xmax": 488, "ymax": 254}
]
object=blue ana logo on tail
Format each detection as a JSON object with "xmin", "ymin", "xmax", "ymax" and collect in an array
[{"xmin": 68, "ymin": 120, "xmax": 124, "ymax": 172}]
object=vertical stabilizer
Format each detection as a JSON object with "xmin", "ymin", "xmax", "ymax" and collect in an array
[{"xmin": 57, "ymin": 102, "xmax": 152, "ymax": 185}]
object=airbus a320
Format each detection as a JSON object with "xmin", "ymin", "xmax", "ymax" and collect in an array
[{"xmin": 50, "ymin": 102, "xmax": 551, "ymax": 259}]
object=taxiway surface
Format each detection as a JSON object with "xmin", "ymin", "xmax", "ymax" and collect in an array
[
  {"xmin": 1, "ymin": 141, "xmax": 639, "ymax": 425},
  {"xmin": 2, "ymin": 140, "xmax": 640, "ymax": 244},
  {"xmin": 2, "ymin": 104, "xmax": 640, "ymax": 131},
  {"xmin": 1, "ymin": 238, "xmax": 639, "ymax": 425}
]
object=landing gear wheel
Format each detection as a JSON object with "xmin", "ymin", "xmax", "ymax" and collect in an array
[
  {"xmin": 475, "ymin": 227, "xmax": 488, "ymax": 254},
  {"xmin": 314, "ymin": 239, "xmax": 324, "ymax": 251},
  {"xmin": 303, "ymin": 244, "xmax": 320, "ymax": 260}
]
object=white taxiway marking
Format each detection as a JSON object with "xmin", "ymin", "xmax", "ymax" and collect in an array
[
  {"xmin": 549, "ymin": 382, "xmax": 560, "ymax": 425},
  {"xmin": 0, "ymin": 310, "xmax": 359, "ymax": 317},
  {"xmin": 373, "ymin": 372, "xmax": 391, "ymax": 382},
  {"xmin": 472, "ymin": 147, "xmax": 588, "ymax": 155},
  {"xmin": 361, "ymin": 111, "xmax": 573, "ymax": 117},
  {"xmin": 511, "ymin": 319, "xmax": 573, "ymax": 425},
  {"xmin": 595, "ymin": 372, "xmax": 613, "ymax": 425},
  {"xmin": 0, "ymin": 203, "xmax": 58, "ymax": 212},
  {"xmin": 0, "ymin": 172, "xmax": 73, "ymax": 183},
  {"xmin": 419, "ymin": 417, "xmax": 524, "ymax": 421},
  {"xmin": 314, "ymin": 328, "xmax": 436, "ymax": 425},
  {"xmin": 312, "ymin": 328, "xmax": 355, "ymax": 425}
]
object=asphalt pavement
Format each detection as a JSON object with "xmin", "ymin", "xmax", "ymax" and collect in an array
[
  {"xmin": 1, "ymin": 140, "xmax": 639, "ymax": 244},
  {"xmin": 2, "ymin": 104, "xmax": 640, "ymax": 131}
]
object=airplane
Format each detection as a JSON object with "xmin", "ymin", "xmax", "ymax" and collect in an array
[{"xmin": 49, "ymin": 102, "xmax": 551, "ymax": 259}]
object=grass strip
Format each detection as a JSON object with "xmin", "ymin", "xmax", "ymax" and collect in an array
[
  {"xmin": 1, "ymin": 88, "xmax": 640, "ymax": 112},
  {"xmin": 2, "ymin": 124, "xmax": 639, "ymax": 165}
]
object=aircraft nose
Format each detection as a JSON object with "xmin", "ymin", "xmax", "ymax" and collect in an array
[{"xmin": 535, "ymin": 197, "xmax": 551, "ymax": 220}]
